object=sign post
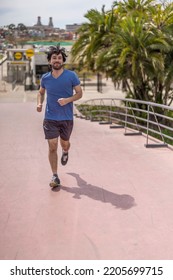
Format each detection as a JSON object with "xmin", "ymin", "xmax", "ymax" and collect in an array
[{"xmin": 25, "ymin": 49, "xmax": 34, "ymax": 90}]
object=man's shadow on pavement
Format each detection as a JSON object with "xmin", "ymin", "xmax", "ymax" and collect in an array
[{"xmin": 59, "ymin": 172, "xmax": 136, "ymax": 210}]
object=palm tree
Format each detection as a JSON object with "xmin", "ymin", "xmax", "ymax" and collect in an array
[
  {"xmin": 71, "ymin": 6, "xmax": 115, "ymax": 71},
  {"xmin": 71, "ymin": 0, "xmax": 173, "ymax": 106},
  {"xmin": 148, "ymin": 2, "xmax": 173, "ymax": 105}
]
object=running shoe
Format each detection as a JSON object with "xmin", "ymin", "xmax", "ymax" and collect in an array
[
  {"xmin": 49, "ymin": 175, "xmax": 60, "ymax": 188},
  {"xmin": 61, "ymin": 152, "xmax": 69, "ymax": 165}
]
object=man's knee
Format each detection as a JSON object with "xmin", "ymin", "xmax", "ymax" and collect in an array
[
  {"xmin": 60, "ymin": 139, "xmax": 70, "ymax": 151},
  {"xmin": 48, "ymin": 139, "xmax": 58, "ymax": 152}
]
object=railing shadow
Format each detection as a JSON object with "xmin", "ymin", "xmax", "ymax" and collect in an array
[{"xmin": 58, "ymin": 172, "xmax": 136, "ymax": 210}]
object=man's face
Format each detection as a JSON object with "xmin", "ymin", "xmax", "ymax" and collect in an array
[{"xmin": 50, "ymin": 53, "xmax": 64, "ymax": 70}]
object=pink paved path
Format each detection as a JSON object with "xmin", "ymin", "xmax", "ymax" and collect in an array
[{"xmin": 0, "ymin": 99, "xmax": 173, "ymax": 260}]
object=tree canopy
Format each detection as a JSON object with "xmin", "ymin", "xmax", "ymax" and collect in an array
[{"xmin": 71, "ymin": 0, "xmax": 173, "ymax": 106}]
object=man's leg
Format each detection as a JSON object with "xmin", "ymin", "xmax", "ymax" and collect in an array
[
  {"xmin": 59, "ymin": 120, "xmax": 73, "ymax": 166},
  {"xmin": 60, "ymin": 138, "xmax": 70, "ymax": 166},
  {"xmin": 60, "ymin": 138, "xmax": 70, "ymax": 153},
  {"xmin": 48, "ymin": 138, "xmax": 61, "ymax": 187},
  {"xmin": 48, "ymin": 138, "xmax": 58, "ymax": 175}
]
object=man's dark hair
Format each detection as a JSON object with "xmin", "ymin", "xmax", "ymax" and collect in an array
[{"xmin": 47, "ymin": 45, "xmax": 68, "ymax": 62}]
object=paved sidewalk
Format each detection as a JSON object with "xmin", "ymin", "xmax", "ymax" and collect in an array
[{"xmin": 0, "ymin": 91, "xmax": 173, "ymax": 259}]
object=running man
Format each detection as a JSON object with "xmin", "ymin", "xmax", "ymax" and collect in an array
[{"xmin": 37, "ymin": 45, "xmax": 83, "ymax": 188}]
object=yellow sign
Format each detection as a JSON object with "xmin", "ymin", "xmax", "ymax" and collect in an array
[
  {"xmin": 11, "ymin": 61, "xmax": 26, "ymax": 65},
  {"xmin": 14, "ymin": 52, "xmax": 22, "ymax": 60},
  {"xmin": 26, "ymin": 49, "xmax": 34, "ymax": 58}
]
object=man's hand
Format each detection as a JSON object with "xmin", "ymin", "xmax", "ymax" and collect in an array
[
  {"xmin": 57, "ymin": 98, "xmax": 69, "ymax": 106},
  {"xmin": 37, "ymin": 104, "xmax": 43, "ymax": 112}
]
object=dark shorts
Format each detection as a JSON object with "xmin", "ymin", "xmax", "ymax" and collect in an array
[{"xmin": 43, "ymin": 119, "xmax": 73, "ymax": 140}]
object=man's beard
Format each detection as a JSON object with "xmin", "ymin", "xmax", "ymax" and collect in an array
[{"xmin": 52, "ymin": 63, "xmax": 63, "ymax": 70}]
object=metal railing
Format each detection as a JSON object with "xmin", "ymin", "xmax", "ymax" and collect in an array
[{"xmin": 75, "ymin": 98, "xmax": 173, "ymax": 148}]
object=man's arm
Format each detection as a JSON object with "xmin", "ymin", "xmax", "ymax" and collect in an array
[
  {"xmin": 37, "ymin": 86, "xmax": 45, "ymax": 112},
  {"xmin": 58, "ymin": 85, "xmax": 83, "ymax": 106}
]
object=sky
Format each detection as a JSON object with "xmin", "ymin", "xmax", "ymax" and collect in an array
[{"xmin": 0, "ymin": 0, "xmax": 115, "ymax": 29}]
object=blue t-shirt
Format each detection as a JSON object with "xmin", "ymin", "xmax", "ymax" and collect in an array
[{"xmin": 41, "ymin": 69, "xmax": 80, "ymax": 120}]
